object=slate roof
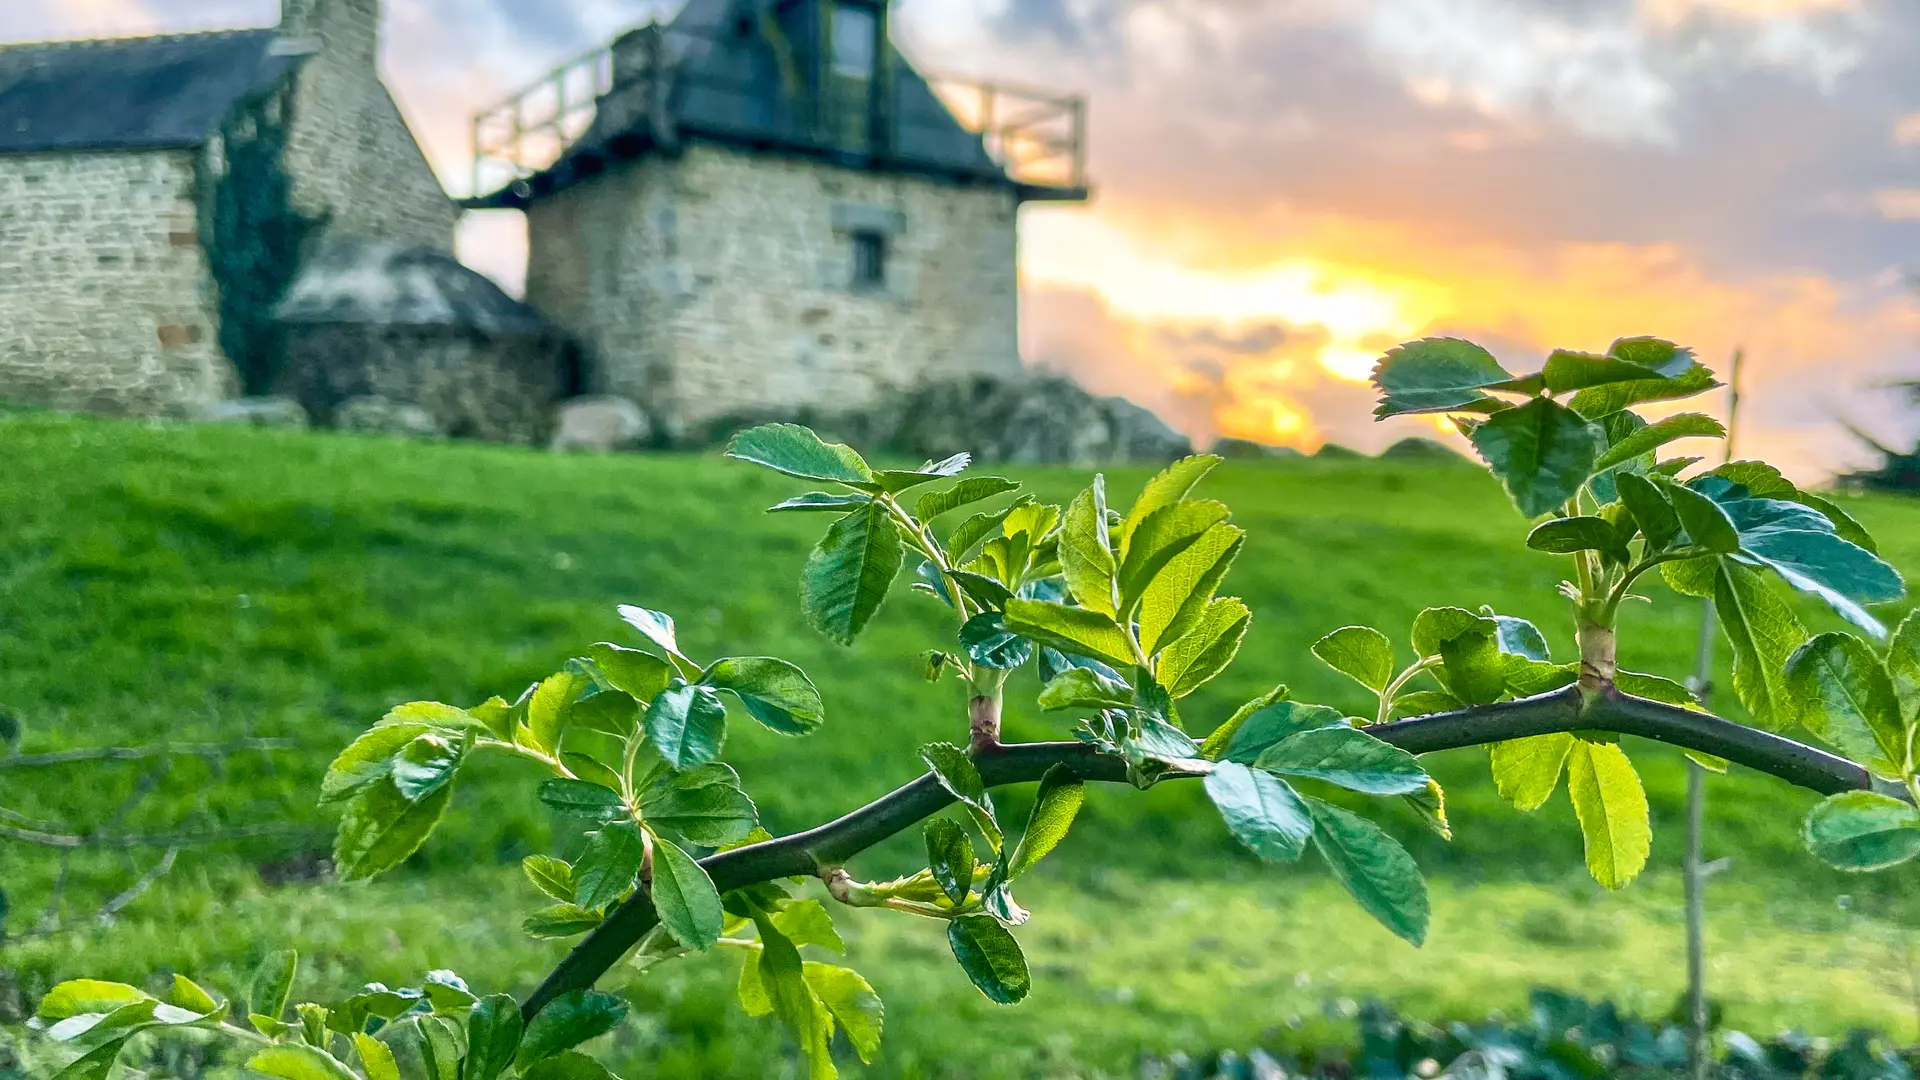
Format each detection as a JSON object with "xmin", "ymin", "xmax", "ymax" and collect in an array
[
  {"xmin": 471, "ymin": 0, "xmax": 1018, "ymax": 208},
  {"xmin": 0, "ymin": 29, "xmax": 299, "ymax": 154},
  {"xmin": 277, "ymin": 239, "xmax": 552, "ymax": 336}
]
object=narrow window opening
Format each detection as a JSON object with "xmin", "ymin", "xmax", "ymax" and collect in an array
[
  {"xmin": 851, "ymin": 230, "xmax": 887, "ymax": 289},
  {"xmin": 831, "ymin": 3, "xmax": 877, "ymax": 78}
]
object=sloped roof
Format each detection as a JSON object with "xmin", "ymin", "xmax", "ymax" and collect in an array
[
  {"xmin": 0, "ymin": 29, "xmax": 298, "ymax": 154},
  {"xmin": 472, "ymin": 0, "xmax": 1012, "ymax": 208},
  {"xmin": 277, "ymin": 239, "xmax": 551, "ymax": 336}
]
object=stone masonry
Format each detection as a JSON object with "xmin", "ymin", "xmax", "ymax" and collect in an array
[
  {"xmin": 0, "ymin": 150, "xmax": 231, "ymax": 414},
  {"xmin": 525, "ymin": 142, "xmax": 1022, "ymax": 433}
]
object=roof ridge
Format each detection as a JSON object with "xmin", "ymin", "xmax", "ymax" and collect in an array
[{"xmin": 0, "ymin": 25, "xmax": 277, "ymax": 53}]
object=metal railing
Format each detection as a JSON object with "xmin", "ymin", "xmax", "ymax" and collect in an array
[{"xmin": 469, "ymin": 25, "xmax": 1087, "ymax": 199}]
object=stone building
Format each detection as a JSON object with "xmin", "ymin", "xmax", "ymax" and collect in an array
[
  {"xmin": 469, "ymin": 0, "xmax": 1089, "ymax": 440},
  {"xmin": 0, "ymin": 0, "xmax": 456, "ymax": 417}
]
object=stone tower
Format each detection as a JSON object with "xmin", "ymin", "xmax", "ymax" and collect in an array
[{"xmin": 468, "ymin": 0, "xmax": 1089, "ymax": 440}]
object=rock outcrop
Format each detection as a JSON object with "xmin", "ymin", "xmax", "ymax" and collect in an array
[{"xmin": 551, "ymin": 396, "xmax": 652, "ymax": 454}]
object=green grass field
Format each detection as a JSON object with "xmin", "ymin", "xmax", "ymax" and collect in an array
[{"xmin": 5, "ymin": 410, "xmax": 1920, "ymax": 1079}]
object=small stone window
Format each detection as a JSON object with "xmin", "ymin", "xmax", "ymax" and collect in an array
[
  {"xmin": 831, "ymin": 2, "xmax": 878, "ymax": 78},
  {"xmin": 850, "ymin": 230, "xmax": 887, "ymax": 289}
]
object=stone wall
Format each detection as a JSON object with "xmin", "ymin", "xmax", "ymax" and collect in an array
[
  {"xmin": 281, "ymin": 0, "xmax": 457, "ymax": 251},
  {"xmin": 526, "ymin": 143, "xmax": 1022, "ymax": 433},
  {"xmin": 0, "ymin": 149, "xmax": 232, "ymax": 414}
]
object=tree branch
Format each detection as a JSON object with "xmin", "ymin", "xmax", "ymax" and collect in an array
[
  {"xmin": 520, "ymin": 686, "xmax": 1884, "ymax": 1020},
  {"xmin": 0, "ymin": 738, "xmax": 293, "ymax": 770}
]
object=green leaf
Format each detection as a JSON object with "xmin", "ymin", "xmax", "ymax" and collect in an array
[
  {"xmin": 1526, "ymin": 516, "xmax": 1630, "ymax": 565},
  {"xmin": 959, "ymin": 611, "xmax": 1034, "ymax": 670},
  {"xmin": 1568, "ymin": 361, "xmax": 1720, "ymax": 419},
  {"xmin": 802, "ymin": 502, "xmax": 904, "ymax": 645},
  {"xmin": 245, "ymin": 1045, "xmax": 359, "ymax": 1080},
  {"xmin": 354, "ymin": 1033, "xmax": 402, "ymax": 1080},
  {"xmin": 767, "ymin": 492, "xmax": 872, "ymax": 514},
  {"xmin": 772, "ymin": 899, "xmax": 845, "ymax": 952},
  {"xmin": 803, "ymin": 963, "xmax": 884, "ymax": 1064},
  {"xmin": 1001, "ymin": 599, "xmax": 1137, "ymax": 670},
  {"xmin": 871, "ymin": 453, "xmax": 971, "ymax": 494},
  {"xmin": 1206, "ymin": 761, "xmax": 1314, "ymax": 862},
  {"xmin": 1220, "ymin": 701, "xmax": 1349, "ymax": 765},
  {"xmin": 334, "ymin": 780, "xmax": 453, "ymax": 882},
  {"xmin": 1305, "ymin": 798, "xmax": 1430, "ymax": 946},
  {"xmin": 321, "ymin": 724, "xmax": 428, "ymax": 806},
  {"xmin": 521, "ymin": 1052, "xmax": 619, "ymax": 1080},
  {"xmin": 522, "ymin": 855, "xmax": 576, "ymax": 902},
  {"xmin": 522, "ymin": 905, "xmax": 605, "ymax": 939},
  {"xmin": 524, "ymin": 672, "xmax": 588, "ymax": 757},
  {"xmin": 1411, "ymin": 607, "xmax": 1496, "ymax": 658},
  {"xmin": 1198, "ymin": 685, "xmax": 1292, "ymax": 761},
  {"xmin": 390, "ymin": 733, "xmax": 464, "ymax": 802},
  {"xmin": 640, "ymin": 763, "xmax": 758, "ymax": 846},
  {"xmin": 1391, "ymin": 689, "xmax": 1465, "ymax": 719},
  {"xmin": 647, "ymin": 684, "xmax": 729, "ymax": 769},
  {"xmin": 1256, "ymin": 727, "xmax": 1430, "ymax": 796},
  {"xmin": 573, "ymin": 825, "xmax": 646, "ymax": 909},
  {"xmin": 945, "ymin": 497, "xmax": 1032, "ymax": 563},
  {"xmin": 1785, "ymin": 633, "xmax": 1906, "ymax": 777},
  {"xmin": 1795, "ymin": 490, "xmax": 1879, "ymax": 555},
  {"xmin": 1615, "ymin": 670, "xmax": 1703, "ymax": 710},
  {"xmin": 615, "ymin": 606, "xmax": 686, "ymax": 664},
  {"xmin": 1155, "ymin": 596, "xmax": 1251, "ymax": 698},
  {"xmin": 588, "ymin": 643, "xmax": 673, "ymax": 706},
  {"xmin": 1371, "ymin": 337, "xmax": 1513, "ymax": 417},
  {"xmin": 1660, "ymin": 479, "xmax": 1740, "ymax": 554},
  {"xmin": 726, "ymin": 424, "xmax": 873, "ymax": 485},
  {"xmin": 946, "ymin": 916, "xmax": 1030, "ymax": 1004},
  {"xmin": 1608, "ymin": 336, "xmax": 1696, "ymax": 376},
  {"xmin": 920, "ymin": 742, "xmax": 999, "ymax": 844},
  {"xmin": 463, "ymin": 995, "xmax": 524, "ymax": 1080},
  {"xmin": 538, "ymin": 778, "xmax": 628, "ymax": 821},
  {"xmin": 1711, "ymin": 494, "xmax": 1905, "ymax": 637},
  {"xmin": 1008, "ymin": 765, "xmax": 1084, "ymax": 877},
  {"xmin": 1116, "ymin": 501, "xmax": 1231, "ymax": 614},
  {"xmin": 701, "ymin": 657, "xmax": 824, "ymax": 736},
  {"xmin": 1714, "ymin": 560, "xmax": 1809, "ymax": 731},
  {"xmin": 561, "ymin": 751, "xmax": 626, "ymax": 793},
  {"xmin": 752, "ymin": 915, "xmax": 835, "ymax": 1080},
  {"xmin": 1541, "ymin": 349, "xmax": 1669, "ymax": 392},
  {"xmin": 1803, "ymin": 791, "xmax": 1920, "ymax": 871},
  {"xmin": 516, "ymin": 989, "xmax": 628, "ymax": 1066},
  {"xmin": 166, "ymin": 975, "xmax": 219, "ymax": 1016},
  {"xmin": 1492, "ymin": 615, "xmax": 1552, "ymax": 662},
  {"xmin": 1469, "ymin": 397, "xmax": 1605, "ymax": 518},
  {"xmin": 650, "ymin": 836, "xmax": 725, "ymax": 950},
  {"xmin": 1121, "ymin": 456, "xmax": 1222, "ymax": 551},
  {"xmin": 1615, "ymin": 473, "xmax": 1681, "ymax": 550},
  {"xmin": 39, "ymin": 981, "xmax": 153, "ymax": 1022},
  {"xmin": 1059, "ymin": 478, "xmax": 1118, "ymax": 617},
  {"xmin": 1565, "ymin": 740, "xmax": 1651, "ymax": 889},
  {"xmin": 1311, "ymin": 626, "xmax": 1395, "ymax": 693},
  {"xmin": 50, "ymin": 1039, "xmax": 131, "ymax": 1080},
  {"xmin": 924, "ymin": 818, "xmax": 976, "ymax": 906},
  {"xmin": 1592, "ymin": 413, "xmax": 1725, "ymax": 473},
  {"xmin": 1490, "ymin": 734, "xmax": 1574, "ymax": 811},
  {"xmin": 1888, "ymin": 611, "xmax": 1920, "ymax": 724},
  {"xmin": 1139, "ymin": 523, "xmax": 1245, "ymax": 657},
  {"xmin": 1036, "ymin": 666, "xmax": 1133, "ymax": 712},
  {"xmin": 1437, "ymin": 629, "xmax": 1508, "ymax": 706},
  {"xmin": 915, "ymin": 476, "xmax": 1020, "ymax": 523}
]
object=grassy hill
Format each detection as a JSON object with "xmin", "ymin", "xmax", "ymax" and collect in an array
[{"xmin": 4, "ymin": 410, "xmax": 1920, "ymax": 1079}]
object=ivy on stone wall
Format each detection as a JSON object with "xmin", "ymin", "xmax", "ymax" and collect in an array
[{"xmin": 200, "ymin": 87, "xmax": 324, "ymax": 396}]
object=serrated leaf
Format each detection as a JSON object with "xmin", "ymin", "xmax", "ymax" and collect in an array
[
  {"xmin": 1568, "ymin": 362, "xmax": 1720, "ymax": 419},
  {"xmin": 1615, "ymin": 472, "xmax": 1681, "ymax": 551},
  {"xmin": 726, "ymin": 424, "xmax": 873, "ymax": 485},
  {"xmin": 640, "ymin": 763, "xmax": 758, "ymax": 846},
  {"xmin": 1305, "ymin": 798, "xmax": 1430, "ymax": 945},
  {"xmin": 701, "ymin": 657, "xmax": 824, "ymax": 736},
  {"xmin": 959, "ymin": 611, "xmax": 1034, "ymax": 670},
  {"xmin": 1566, "ymin": 740, "xmax": 1650, "ymax": 889},
  {"xmin": 924, "ymin": 818, "xmax": 976, "ymax": 906},
  {"xmin": 871, "ymin": 453, "xmax": 971, "ymax": 494},
  {"xmin": 49, "ymin": 1039, "xmax": 131, "ymax": 1080},
  {"xmin": 1121, "ymin": 456, "xmax": 1223, "ymax": 551},
  {"xmin": 588, "ymin": 643, "xmax": 673, "ymax": 706},
  {"xmin": 1371, "ymin": 337, "xmax": 1514, "ymax": 417},
  {"xmin": 334, "ymin": 780, "xmax": 453, "ymax": 882},
  {"xmin": 650, "ymin": 837, "xmax": 725, "ymax": 950},
  {"xmin": 538, "ymin": 778, "xmax": 628, "ymax": 821},
  {"xmin": 353, "ymin": 1033, "xmax": 402, "ymax": 1080},
  {"xmin": 521, "ymin": 857, "xmax": 576, "ymax": 904},
  {"xmin": 1803, "ymin": 791, "xmax": 1920, "ymax": 871},
  {"xmin": 1155, "ymin": 596, "xmax": 1251, "ymax": 698},
  {"xmin": 920, "ymin": 742, "xmax": 998, "ymax": 844},
  {"xmin": 768, "ymin": 492, "xmax": 872, "ymax": 514},
  {"xmin": 752, "ymin": 913, "xmax": 836, "ymax": 1079},
  {"xmin": 462, "ymin": 995, "xmax": 522, "ymax": 1080},
  {"xmin": 1889, "ymin": 611, "xmax": 1920, "ymax": 724},
  {"xmin": 945, "ymin": 497, "xmax": 1032, "ymax": 563},
  {"xmin": 573, "ymin": 825, "xmax": 645, "ymax": 909},
  {"xmin": 646, "ymin": 684, "xmax": 728, "ymax": 769},
  {"xmin": 390, "ymin": 733, "xmax": 464, "ymax": 802},
  {"xmin": 39, "ymin": 981, "xmax": 153, "ymax": 1023},
  {"xmin": 1059, "ymin": 478, "xmax": 1117, "ymax": 617},
  {"xmin": 522, "ymin": 904, "xmax": 605, "ymax": 939},
  {"xmin": 916, "ymin": 476, "xmax": 1020, "ymax": 523},
  {"xmin": 802, "ymin": 502, "xmax": 904, "ymax": 645},
  {"xmin": 803, "ymin": 964, "xmax": 884, "ymax": 1064},
  {"xmin": 1139, "ymin": 523, "xmax": 1244, "ymax": 657},
  {"xmin": 1541, "ymin": 349, "xmax": 1666, "ymax": 393},
  {"xmin": 1785, "ymin": 633, "xmax": 1906, "ymax": 777},
  {"xmin": 772, "ymin": 899, "xmax": 845, "ymax": 952},
  {"xmin": 946, "ymin": 916, "xmax": 1030, "ymax": 1004},
  {"xmin": 1615, "ymin": 670, "xmax": 1702, "ymax": 710},
  {"xmin": 1469, "ymin": 397, "xmax": 1605, "ymax": 518},
  {"xmin": 1713, "ymin": 559, "xmax": 1808, "ymax": 731},
  {"xmin": 1256, "ymin": 727, "xmax": 1430, "ymax": 795},
  {"xmin": 1527, "ymin": 516, "xmax": 1630, "ymax": 564},
  {"xmin": 1592, "ymin": 413, "xmax": 1725, "ymax": 473},
  {"xmin": 1490, "ymin": 734, "xmax": 1574, "ymax": 811},
  {"xmin": 320, "ymin": 724, "xmax": 428, "ymax": 806},
  {"xmin": 1116, "ymin": 500, "xmax": 1231, "ymax": 615},
  {"xmin": 1198, "ymin": 685, "xmax": 1292, "ymax": 760},
  {"xmin": 1001, "ymin": 599, "xmax": 1137, "ymax": 670},
  {"xmin": 1437, "ymin": 629, "xmax": 1507, "ymax": 706},
  {"xmin": 1492, "ymin": 615, "xmax": 1552, "ymax": 662},
  {"xmin": 523, "ymin": 672, "xmax": 586, "ymax": 757},
  {"xmin": 1411, "ymin": 607, "xmax": 1496, "ymax": 658},
  {"xmin": 1312, "ymin": 626, "xmax": 1395, "ymax": 693},
  {"xmin": 1391, "ymin": 689, "xmax": 1465, "ymax": 719},
  {"xmin": 1713, "ymin": 495, "xmax": 1905, "ymax": 637},
  {"xmin": 1608, "ymin": 336, "xmax": 1696, "ymax": 376},
  {"xmin": 1205, "ymin": 761, "xmax": 1313, "ymax": 862},
  {"xmin": 516, "ymin": 990, "xmax": 628, "ymax": 1066},
  {"xmin": 1036, "ymin": 666, "xmax": 1133, "ymax": 712},
  {"xmin": 1009, "ymin": 765, "xmax": 1084, "ymax": 877},
  {"xmin": 521, "ymin": 1053, "xmax": 618, "ymax": 1080},
  {"xmin": 245, "ymin": 1045, "xmax": 359, "ymax": 1080},
  {"xmin": 1220, "ymin": 701, "xmax": 1350, "ymax": 765}
]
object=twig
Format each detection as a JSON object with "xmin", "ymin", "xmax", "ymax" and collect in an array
[
  {"xmin": 520, "ymin": 684, "xmax": 1885, "ymax": 1021},
  {"xmin": 96, "ymin": 846, "xmax": 180, "ymax": 925},
  {"xmin": 0, "ymin": 738, "xmax": 293, "ymax": 770},
  {"xmin": 0, "ymin": 821, "xmax": 309, "ymax": 850}
]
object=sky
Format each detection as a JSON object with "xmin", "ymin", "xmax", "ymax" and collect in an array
[{"xmin": 11, "ymin": 0, "xmax": 1920, "ymax": 479}]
